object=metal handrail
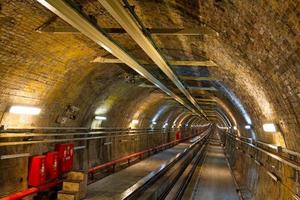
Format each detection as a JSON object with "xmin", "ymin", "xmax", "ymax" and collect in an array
[
  {"xmin": 229, "ymin": 133, "xmax": 300, "ymax": 159},
  {"xmin": 224, "ymin": 132, "xmax": 300, "ymax": 200},
  {"xmin": 225, "ymin": 132, "xmax": 300, "ymax": 171},
  {"xmin": 227, "ymin": 133, "xmax": 300, "ymax": 159},
  {"xmin": 0, "ymin": 131, "xmax": 179, "ymax": 147},
  {"xmin": 88, "ymin": 134, "xmax": 201, "ymax": 175},
  {"xmin": 0, "ymin": 128, "xmax": 210, "ymax": 200},
  {"xmin": 0, "ymin": 128, "xmax": 182, "ymax": 138}
]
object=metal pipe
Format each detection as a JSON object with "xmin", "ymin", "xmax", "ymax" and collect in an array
[
  {"xmin": 0, "ymin": 131, "xmax": 177, "ymax": 147},
  {"xmin": 0, "ymin": 128, "xmax": 171, "ymax": 138},
  {"xmin": 98, "ymin": 0, "xmax": 208, "ymax": 120},
  {"xmin": 0, "ymin": 153, "xmax": 30, "ymax": 160},
  {"xmin": 0, "ymin": 188, "xmax": 39, "ymax": 200},
  {"xmin": 36, "ymin": 0, "xmax": 201, "ymax": 119},
  {"xmin": 0, "ymin": 179, "xmax": 63, "ymax": 200}
]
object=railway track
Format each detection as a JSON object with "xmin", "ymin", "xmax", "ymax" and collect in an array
[{"xmin": 118, "ymin": 128, "xmax": 212, "ymax": 200}]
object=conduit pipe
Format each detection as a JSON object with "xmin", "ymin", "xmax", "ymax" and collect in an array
[
  {"xmin": 0, "ymin": 179, "xmax": 62, "ymax": 200},
  {"xmin": 0, "ymin": 128, "xmax": 173, "ymax": 138},
  {"xmin": 98, "ymin": 0, "xmax": 208, "ymax": 120},
  {"xmin": 0, "ymin": 131, "xmax": 177, "ymax": 147},
  {"xmin": 36, "ymin": 0, "xmax": 202, "ymax": 119}
]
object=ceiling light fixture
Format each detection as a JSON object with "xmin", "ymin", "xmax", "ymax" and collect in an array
[{"xmin": 9, "ymin": 105, "xmax": 41, "ymax": 115}]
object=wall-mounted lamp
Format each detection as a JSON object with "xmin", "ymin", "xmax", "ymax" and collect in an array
[
  {"xmin": 163, "ymin": 123, "xmax": 168, "ymax": 128},
  {"xmin": 95, "ymin": 116, "xmax": 107, "ymax": 120},
  {"xmin": 245, "ymin": 125, "xmax": 251, "ymax": 130},
  {"xmin": 263, "ymin": 123, "xmax": 277, "ymax": 132},
  {"xmin": 9, "ymin": 105, "xmax": 41, "ymax": 115},
  {"xmin": 233, "ymin": 126, "xmax": 237, "ymax": 130}
]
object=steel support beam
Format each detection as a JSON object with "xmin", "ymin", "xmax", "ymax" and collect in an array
[
  {"xmin": 180, "ymin": 76, "xmax": 218, "ymax": 81},
  {"xmin": 138, "ymin": 83, "xmax": 157, "ymax": 88},
  {"xmin": 98, "ymin": 0, "xmax": 208, "ymax": 119},
  {"xmin": 188, "ymin": 86, "xmax": 217, "ymax": 91},
  {"xmin": 37, "ymin": 0, "xmax": 202, "ymax": 118},
  {"xmin": 164, "ymin": 97, "xmax": 215, "ymax": 101},
  {"xmin": 37, "ymin": 24, "xmax": 214, "ymax": 36},
  {"xmin": 91, "ymin": 57, "xmax": 217, "ymax": 67},
  {"xmin": 169, "ymin": 60, "xmax": 217, "ymax": 67},
  {"xmin": 140, "ymin": 85, "xmax": 218, "ymax": 91},
  {"xmin": 195, "ymin": 98, "xmax": 216, "ymax": 102},
  {"xmin": 197, "ymin": 102, "xmax": 217, "ymax": 105}
]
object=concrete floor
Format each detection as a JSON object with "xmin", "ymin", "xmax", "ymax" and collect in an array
[
  {"xmin": 85, "ymin": 142, "xmax": 191, "ymax": 200},
  {"xmin": 191, "ymin": 138, "xmax": 239, "ymax": 200}
]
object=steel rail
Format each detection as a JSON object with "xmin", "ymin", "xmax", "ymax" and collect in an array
[
  {"xmin": 98, "ymin": 0, "xmax": 209, "ymax": 120},
  {"xmin": 163, "ymin": 143, "xmax": 208, "ymax": 200},
  {"xmin": 118, "ymin": 130, "xmax": 211, "ymax": 200},
  {"xmin": 36, "ymin": 0, "xmax": 202, "ymax": 118}
]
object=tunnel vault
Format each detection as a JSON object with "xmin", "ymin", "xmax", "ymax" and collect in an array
[{"xmin": 0, "ymin": 0, "xmax": 299, "ymax": 199}]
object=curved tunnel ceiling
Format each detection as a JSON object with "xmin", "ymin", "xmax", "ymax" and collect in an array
[{"xmin": 0, "ymin": 0, "xmax": 299, "ymax": 151}]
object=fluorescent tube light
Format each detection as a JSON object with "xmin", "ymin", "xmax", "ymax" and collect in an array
[
  {"xmin": 132, "ymin": 120, "xmax": 139, "ymax": 124},
  {"xmin": 263, "ymin": 123, "xmax": 277, "ymax": 132},
  {"xmin": 95, "ymin": 116, "xmax": 107, "ymax": 120},
  {"xmin": 9, "ymin": 105, "xmax": 41, "ymax": 115},
  {"xmin": 245, "ymin": 125, "xmax": 251, "ymax": 129}
]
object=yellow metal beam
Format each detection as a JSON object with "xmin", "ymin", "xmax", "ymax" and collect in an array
[
  {"xmin": 36, "ymin": 0, "xmax": 203, "ymax": 119},
  {"xmin": 195, "ymin": 98, "xmax": 216, "ymax": 102},
  {"xmin": 99, "ymin": 0, "xmax": 208, "ymax": 119},
  {"xmin": 91, "ymin": 57, "xmax": 217, "ymax": 67},
  {"xmin": 180, "ymin": 76, "xmax": 218, "ymax": 81},
  {"xmin": 188, "ymin": 86, "xmax": 217, "ymax": 91},
  {"xmin": 38, "ymin": 25, "xmax": 215, "ymax": 36}
]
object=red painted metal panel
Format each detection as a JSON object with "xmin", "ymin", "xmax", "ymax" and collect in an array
[
  {"xmin": 28, "ymin": 155, "xmax": 46, "ymax": 186},
  {"xmin": 55, "ymin": 143, "xmax": 74, "ymax": 174},
  {"xmin": 45, "ymin": 151, "xmax": 58, "ymax": 179}
]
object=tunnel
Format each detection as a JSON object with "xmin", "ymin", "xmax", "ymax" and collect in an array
[{"xmin": 0, "ymin": 0, "xmax": 299, "ymax": 200}]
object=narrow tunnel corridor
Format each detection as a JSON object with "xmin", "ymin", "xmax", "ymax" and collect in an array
[{"xmin": 0, "ymin": 0, "xmax": 299, "ymax": 200}]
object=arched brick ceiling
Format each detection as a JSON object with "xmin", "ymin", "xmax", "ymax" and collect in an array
[
  {"xmin": 128, "ymin": 0, "xmax": 300, "ymax": 150},
  {"xmin": 0, "ymin": 0, "xmax": 299, "ymax": 151}
]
